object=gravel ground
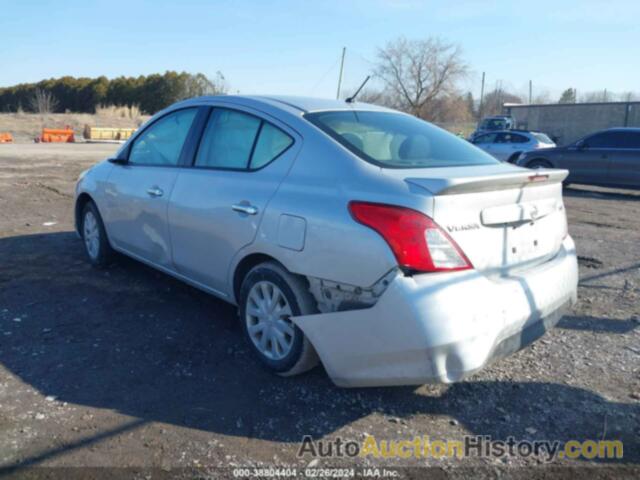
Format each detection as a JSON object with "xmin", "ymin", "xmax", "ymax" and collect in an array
[{"xmin": 0, "ymin": 143, "xmax": 638, "ymax": 478}]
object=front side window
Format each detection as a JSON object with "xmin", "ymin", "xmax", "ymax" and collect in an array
[
  {"xmin": 195, "ymin": 108, "xmax": 293, "ymax": 170},
  {"xmin": 474, "ymin": 133, "xmax": 497, "ymax": 144},
  {"xmin": 129, "ymin": 108, "xmax": 197, "ymax": 166},
  {"xmin": 585, "ymin": 132, "xmax": 618, "ymax": 148},
  {"xmin": 509, "ymin": 134, "xmax": 529, "ymax": 144},
  {"xmin": 306, "ymin": 111, "xmax": 498, "ymax": 168}
]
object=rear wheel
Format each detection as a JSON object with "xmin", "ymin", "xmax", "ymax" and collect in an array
[
  {"xmin": 81, "ymin": 202, "xmax": 112, "ymax": 267},
  {"xmin": 239, "ymin": 261, "xmax": 319, "ymax": 376}
]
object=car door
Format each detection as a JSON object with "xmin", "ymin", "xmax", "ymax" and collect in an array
[
  {"xmin": 472, "ymin": 133, "xmax": 498, "ymax": 158},
  {"xmin": 499, "ymin": 132, "xmax": 531, "ymax": 162},
  {"xmin": 557, "ymin": 131, "xmax": 612, "ymax": 184},
  {"xmin": 490, "ymin": 132, "xmax": 515, "ymax": 161},
  {"xmin": 103, "ymin": 107, "xmax": 199, "ymax": 267},
  {"xmin": 168, "ymin": 106, "xmax": 300, "ymax": 297},
  {"xmin": 602, "ymin": 130, "xmax": 640, "ymax": 187}
]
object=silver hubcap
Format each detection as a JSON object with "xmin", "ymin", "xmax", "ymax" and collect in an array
[
  {"xmin": 245, "ymin": 281, "xmax": 295, "ymax": 360},
  {"xmin": 83, "ymin": 211, "xmax": 100, "ymax": 260}
]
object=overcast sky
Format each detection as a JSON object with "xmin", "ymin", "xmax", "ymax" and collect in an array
[{"xmin": 2, "ymin": 0, "xmax": 639, "ymax": 100}]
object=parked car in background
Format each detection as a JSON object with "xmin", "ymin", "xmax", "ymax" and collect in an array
[
  {"xmin": 472, "ymin": 130, "xmax": 556, "ymax": 163},
  {"xmin": 75, "ymin": 96, "xmax": 578, "ymax": 387},
  {"xmin": 468, "ymin": 115, "xmax": 515, "ymax": 140},
  {"xmin": 517, "ymin": 128, "xmax": 640, "ymax": 189}
]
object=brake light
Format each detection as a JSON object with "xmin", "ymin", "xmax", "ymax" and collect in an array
[{"xmin": 348, "ymin": 202, "xmax": 473, "ymax": 273}]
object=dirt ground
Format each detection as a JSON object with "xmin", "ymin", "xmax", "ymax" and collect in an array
[{"xmin": 0, "ymin": 143, "xmax": 638, "ymax": 478}]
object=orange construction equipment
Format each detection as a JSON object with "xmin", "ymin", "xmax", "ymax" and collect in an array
[
  {"xmin": 0, "ymin": 132, "xmax": 13, "ymax": 143},
  {"xmin": 39, "ymin": 126, "xmax": 75, "ymax": 143}
]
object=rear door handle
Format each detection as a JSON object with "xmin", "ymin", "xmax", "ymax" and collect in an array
[
  {"xmin": 232, "ymin": 204, "xmax": 258, "ymax": 215},
  {"xmin": 146, "ymin": 187, "xmax": 164, "ymax": 197}
]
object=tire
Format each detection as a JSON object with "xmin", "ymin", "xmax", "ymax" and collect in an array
[
  {"xmin": 239, "ymin": 261, "xmax": 319, "ymax": 376},
  {"xmin": 81, "ymin": 201, "xmax": 113, "ymax": 267},
  {"xmin": 507, "ymin": 152, "xmax": 521, "ymax": 164},
  {"xmin": 526, "ymin": 159, "xmax": 552, "ymax": 169}
]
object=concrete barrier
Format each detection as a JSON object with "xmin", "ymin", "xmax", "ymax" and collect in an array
[
  {"xmin": 83, "ymin": 126, "xmax": 136, "ymax": 141},
  {"xmin": 39, "ymin": 128, "xmax": 75, "ymax": 143}
]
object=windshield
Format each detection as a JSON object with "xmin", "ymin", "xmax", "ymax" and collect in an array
[
  {"xmin": 480, "ymin": 118, "xmax": 508, "ymax": 130},
  {"xmin": 305, "ymin": 111, "xmax": 499, "ymax": 169}
]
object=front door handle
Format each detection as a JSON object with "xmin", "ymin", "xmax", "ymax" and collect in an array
[
  {"xmin": 146, "ymin": 187, "xmax": 164, "ymax": 197},
  {"xmin": 232, "ymin": 204, "xmax": 258, "ymax": 215}
]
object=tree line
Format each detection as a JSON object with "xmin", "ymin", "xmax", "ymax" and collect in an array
[{"xmin": 0, "ymin": 71, "xmax": 227, "ymax": 114}]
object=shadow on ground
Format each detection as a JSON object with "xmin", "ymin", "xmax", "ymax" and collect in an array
[
  {"xmin": 564, "ymin": 186, "xmax": 640, "ymax": 202},
  {"xmin": 1, "ymin": 232, "xmax": 638, "ymax": 467},
  {"xmin": 558, "ymin": 315, "xmax": 638, "ymax": 335}
]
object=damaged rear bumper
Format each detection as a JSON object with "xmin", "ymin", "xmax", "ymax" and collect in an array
[{"xmin": 293, "ymin": 236, "xmax": 578, "ymax": 387}]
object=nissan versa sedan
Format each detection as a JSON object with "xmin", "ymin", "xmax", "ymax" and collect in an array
[
  {"xmin": 516, "ymin": 128, "xmax": 640, "ymax": 189},
  {"xmin": 75, "ymin": 96, "xmax": 578, "ymax": 387}
]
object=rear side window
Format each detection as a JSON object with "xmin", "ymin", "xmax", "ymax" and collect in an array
[
  {"xmin": 251, "ymin": 123, "xmax": 293, "ymax": 169},
  {"xmin": 306, "ymin": 111, "xmax": 498, "ymax": 169},
  {"xmin": 195, "ymin": 108, "xmax": 293, "ymax": 170},
  {"xmin": 129, "ymin": 108, "xmax": 197, "ymax": 166},
  {"xmin": 532, "ymin": 132, "xmax": 553, "ymax": 144},
  {"xmin": 196, "ymin": 109, "xmax": 261, "ymax": 169}
]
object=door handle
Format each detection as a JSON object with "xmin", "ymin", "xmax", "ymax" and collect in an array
[
  {"xmin": 146, "ymin": 187, "xmax": 164, "ymax": 197},
  {"xmin": 232, "ymin": 204, "xmax": 258, "ymax": 215}
]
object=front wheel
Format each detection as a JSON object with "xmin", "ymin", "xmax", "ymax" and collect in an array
[
  {"xmin": 239, "ymin": 261, "xmax": 319, "ymax": 376},
  {"xmin": 81, "ymin": 202, "xmax": 113, "ymax": 267}
]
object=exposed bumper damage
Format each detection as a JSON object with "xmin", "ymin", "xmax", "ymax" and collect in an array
[
  {"xmin": 306, "ymin": 269, "xmax": 399, "ymax": 313},
  {"xmin": 293, "ymin": 236, "xmax": 578, "ymax": 388}
]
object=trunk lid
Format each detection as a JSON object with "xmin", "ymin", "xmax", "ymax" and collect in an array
[{"xmin": 385, "ymin": 165, "xmax": 569, "ymax": 273}]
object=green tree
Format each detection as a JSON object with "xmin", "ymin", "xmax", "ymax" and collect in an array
[{"xmin": 558, "ymin": 88, "xmax": 576, "ymax": 104}]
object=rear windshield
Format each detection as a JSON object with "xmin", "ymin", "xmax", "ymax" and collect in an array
[
  {"xmin": 305, "ymin": 111, "xmax": 499, "ymax": 169},
  {"xmin": 532, "ymin": 132, "xmax": 554, "ymax": 144}
]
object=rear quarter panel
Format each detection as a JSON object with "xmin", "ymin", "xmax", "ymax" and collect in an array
[{"xmin": 229, "ymin": 129, "xmax": 424, "ymax": 294}]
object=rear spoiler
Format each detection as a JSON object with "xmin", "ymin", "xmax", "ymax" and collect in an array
[{"xmin": 405, "ymin": 169, "xmax": 568, "ymax": 196}]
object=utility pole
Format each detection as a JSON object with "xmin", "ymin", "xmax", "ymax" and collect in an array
[
  {"xmin": 529, "ymin": 80, "xmax": 533, "ymax": 104},
  {"xmin": 478, "ymin": 72, "xmax": 485, "ymax": 121},
  {"xmin": 603, "ymin": 88, "xmax": 608, "ymax": 102},
  {"xmin": 336, "ymin": 47, "xmax": 346, "ymax": 100}
]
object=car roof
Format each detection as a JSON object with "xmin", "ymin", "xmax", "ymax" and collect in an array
[
  {"xmin": 601, "ymin": 127, "xmax": 640, "ymax": 133},
  {"xmin": 477, "ymin": 130, "xmax": 534, "ymax": 135},
  {"xmin": 179, "ymin": 94, "xmax": 395, "ymax": 115}
]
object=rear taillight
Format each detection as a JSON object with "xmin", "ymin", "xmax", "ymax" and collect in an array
[{"xmin": 348, "ymin": 201, "xmax": 473, "ymax": 273}]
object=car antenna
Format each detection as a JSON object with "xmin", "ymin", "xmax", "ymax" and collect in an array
[{"xmin": 345, "ymin": 75, "xmax": 371, "ymax": 103}]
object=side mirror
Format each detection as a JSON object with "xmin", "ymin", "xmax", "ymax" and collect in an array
[
  {"xmin": 575, "ymin": 140, "xmax": 586, "ymax": 150},
  {"xmin": 108, "ymin": 157, "xmax": 128, "ymax": 165}
]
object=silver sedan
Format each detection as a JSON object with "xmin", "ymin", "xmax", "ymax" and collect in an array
[{"xmin": 75, "ymin": 96, "xmax": 578, "ymax": 387}]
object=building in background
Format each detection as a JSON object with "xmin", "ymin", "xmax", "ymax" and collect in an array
[{"xmin": 503, "ymin": 101, "xmax": 640, "ymax": 146}]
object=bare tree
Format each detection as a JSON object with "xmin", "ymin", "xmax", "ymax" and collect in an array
[
  {"xmin": 480, "ymin": 90, "xmax": 523, "ymax": 117},
  {"xmin": 29, "ymin": 88, "xmax": 59, "ymax": 113},
  {"xmin": 375, "ymin": 37, "xmax": 469, "ymax": 118}
]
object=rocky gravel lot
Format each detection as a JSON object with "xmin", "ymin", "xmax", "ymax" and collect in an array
[{"xmin": 0, "ymin": 143, "xmax": 638, "ymax": 478}]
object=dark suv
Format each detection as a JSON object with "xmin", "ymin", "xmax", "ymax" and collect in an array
[{"xmin": 517, "ymin": 128, "xmax": 640, "ymax": 189}]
